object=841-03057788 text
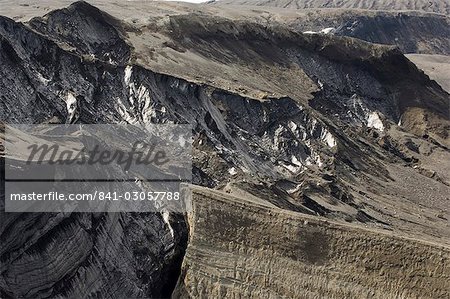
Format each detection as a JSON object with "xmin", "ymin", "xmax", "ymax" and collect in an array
[{"xmin": 97, "ymin": 191, "xmax": 180, "ymax": 201}]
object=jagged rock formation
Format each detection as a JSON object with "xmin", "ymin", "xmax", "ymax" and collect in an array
[{"xmin": 1, "ymin": 1, "xmax": 449, "ymax": 298}]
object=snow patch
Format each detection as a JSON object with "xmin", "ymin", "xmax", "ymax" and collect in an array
[
  {"xmin": 282, "ymin": 163, "xmax": 302, "ymax": 173},
  {"xmin": 36, "ymin": 73, "xmax": 50, "ymax": 85},
  {"xmin": 317, "ymin": 79, "xmax": 324, "ymax": 90},
  {"xmin": 122, "ymin": 65, "xmax": 161, "ymax": 124},
  {"xmin": 273, "ymin": 124, "xmax": 285, "ymax": 151},
  {"xmin": 105, "ymin": 53, "xmax": 116, "ymax": 65},
  {"xmin": 286, "ymin": 183, "xmax": 303, "ymax": 194},
  {"xmin": 303, "ymin": 27, "xmax": 335, "ymax": 35},
  {"xmin": 315, "ymin": 155, "xmax": 323, "ymax": 167},
  {"xmin": 305, "ymin": 157, "xmax": 312, "ymax": 166},
  {"xmin": 136, "ymin": 85, "xmax": 153, "ymax": 123},
  {"xmin": 305, "ymin": 154, "xmax": 323, "ymax": 168},
  {"xmin": 280, "ymin": 156, "xmax": 307, "ymax": 174},
  {"xmin": 124, "ymin": 65, "xmax": 133, "ymax": 85},
  {"xmin": 367, "ymin": 112, "xmax": 384, "ymax": 131},
  {"xmin": 291, "ymin": 155, "xmax": 303, "ymax": 167},
  {"xmin": 288, "ymin": 121, "xmax": 297, "ymax": 132},
  {"xmin": 162, "ymin": 211, "xmax": 174, "ymax": 238},
  {"xmin": 309, "ymin": 119, "xmax": 317, "ymax": 136},
  {"xmin": 321, "ymin": 27, "xmax": 335, "ymax": 34},
  {"xmin": 320, "ymin": 130, "xmax": 337, "ymax": 148},
  {"xmin": 116, "ymin": 97, "xmax": 138, "ymax": 124},
  {"xmin": 228, "ymin": 167, "xmax": 238, "ymax": 176},
  {"xmin": 64, "ymin": 92, "xmax": 78, "ymax": 122},
  {"xmin": 301, "ymin": 131, "xmax": 307, "ymax": 141}
]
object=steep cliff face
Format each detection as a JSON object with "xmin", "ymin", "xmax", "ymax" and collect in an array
[
  {"xmin": 0, "ymin": 210, "xmax": 187, "ymax": 298},
  {"xmin": 174, "ymin": 187, "xmax": 450, "ymax": 299},
  {"xmin": 1, "ymin": 1, "xmax": 449, "ymax": 298}
]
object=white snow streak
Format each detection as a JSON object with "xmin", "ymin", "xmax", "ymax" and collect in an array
[
  {"xmin": 124, "ymin": 65, "xmax": 133, "ymax": 85},
  {"xmin": 367, "ymin": 112, "xmax": 384, "ymax": 131},
  {"xmin": 303, "ymin": 27, "xmax": 335, "ymax": 35},
  {"xmin": 162, "ymin": 211, "xmax": 174, "ymax": 238},
  {"xmin": 64, "ymin": 91, "xmax": 77, "ymax": 122}
]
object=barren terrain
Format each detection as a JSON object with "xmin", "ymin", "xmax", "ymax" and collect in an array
[{"xmin": 1, "ymin": 1, "xmax": 449, "ymax": 298}]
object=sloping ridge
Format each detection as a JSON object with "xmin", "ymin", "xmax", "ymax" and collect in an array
[
  {"xmin": 285, "ymin": 11, "xmax": 450, "ymax": 55},
  {"xmin": 213, "ymin": 0, "xmax": 450, "ymax": 15},
  {"xmin": 126, "ymin": 12, "xmax": 449, "ymax": 139}
]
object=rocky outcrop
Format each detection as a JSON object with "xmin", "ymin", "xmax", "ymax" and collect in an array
[
  {"xmin": 28, "ymin": 1, "xmax": 131, "ymax": 65},
  {"xmin": 174, "ymin": 186, "xmax": 450, "ymax": 299},
  {"xmin": 0, "ymin": 211, "xmax": 187, "ymax": 298}
]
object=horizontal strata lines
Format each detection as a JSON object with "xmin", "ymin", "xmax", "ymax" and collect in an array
[
  {"xmin": 174, "ymin": 187, "xmax": 450, "ymax": 299},
  {"xmin": 214, "ymin": 0, "xmax": 450, "ymax": 14}
]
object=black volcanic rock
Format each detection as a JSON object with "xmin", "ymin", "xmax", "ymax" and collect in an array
[{"xmin": 28, "ymin": 1, "xmax": 131, "ymax": 65}]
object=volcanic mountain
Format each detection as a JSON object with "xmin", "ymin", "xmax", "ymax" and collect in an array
[{"xmin": 0, "ymin": 1, "xmax": 449, "ymax": 298}]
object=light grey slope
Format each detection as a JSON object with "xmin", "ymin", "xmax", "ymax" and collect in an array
[
  {"xmin": 407, "ymin": 54, "xmax": 450, "ymax": 92},
  {"xmin": 213, "ymin": 0, "xmax": 450, "ymax": 14}
]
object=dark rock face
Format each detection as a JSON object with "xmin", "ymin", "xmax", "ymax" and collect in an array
[
  {"xmin": 28, "ymin": 1, "xmax": 131, "ymax": 65},
  {"xmin": 332, "ymin": 13, "xmax": 450, "ymax": 55},
  {"xmin": 1, "ymin": 1, "xmax": 449, "ymax": 298},
  {"xmin": 0, "ymin": 211, "xmax": 187, "ymax": 298},
  {"xmin": 0, "ymin": 11, "xmax": 183, "ymax": 297},
  {"xmin": 283, "ymin": 11, "xmax": 450, "ymax": 55}
]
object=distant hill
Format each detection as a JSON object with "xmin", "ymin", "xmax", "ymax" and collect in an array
[
  {"xmin": 213, "ymin": 0, "xmax": 450, "ymax": 15},
  {"xmin": 283, "ymin": 10, "xmax": 450, "ymax": 55}
]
